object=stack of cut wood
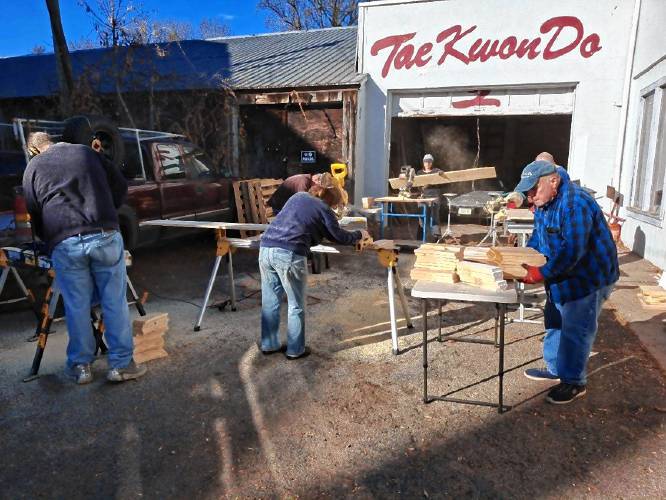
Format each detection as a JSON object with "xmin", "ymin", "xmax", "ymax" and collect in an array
[
  {"xmin": 461, "ymin": 246, "xmax": 494, "ymax": 264},
  {"xmin": 457, "ymin": 260, "xmax": 508, "ymax": 291},
  {"xmin": 410, "ymin": 244, "xmax": 461, "ymax": 283},
  {"xmin": 132, "ymin": 312, "xmax": 169, "ymax": 364},
  {"xmin": 487, "ymin": 247, "xmax": 547, "ymax": 279},
  {"xmin": 638, "ymin": 286, "xmax": 666, "ymax": 310}
]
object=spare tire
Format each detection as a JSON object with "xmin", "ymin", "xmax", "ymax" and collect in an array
[{"xmin": 63, "ymin": 115, "xmax": 125, "ymax": 169}]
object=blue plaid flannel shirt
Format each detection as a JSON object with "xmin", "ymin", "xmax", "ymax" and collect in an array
[{"xmin": 527, "ymin": 176, "xmax": 619, "ymax": 304}]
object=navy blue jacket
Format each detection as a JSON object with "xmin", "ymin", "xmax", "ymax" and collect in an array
[
  {"xmin": 528, "ymin": 175, "xmax": 619, "ymax": 303},
  {"xmin": 260, "ymin": 192, "xmax": 361, "ymax": 255},
  {"xmin": 22, "ymin": 143, "xmax": 128, "ymax": 253}
]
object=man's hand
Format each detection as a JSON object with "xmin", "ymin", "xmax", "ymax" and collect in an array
[
  {"xmin": 521, "ymin": 263, "xmax": 544, "ymax": 284},
  {"xmin": 504, "ymin": 192, "xmax": 524, "ymax": 209}
]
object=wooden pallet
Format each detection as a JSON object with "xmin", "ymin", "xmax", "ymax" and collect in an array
[{"xmin": 233, "ymin": 178, "xmax": 283, "ymax": 237}]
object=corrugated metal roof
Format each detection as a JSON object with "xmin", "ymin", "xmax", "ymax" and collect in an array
[
  {"xmin": 0, "ymin": 27, "xmax": 361, "ymax": 99},
  {"xmin": 216, "ymin": 26, "xmax": 362, "ymax": 89}
]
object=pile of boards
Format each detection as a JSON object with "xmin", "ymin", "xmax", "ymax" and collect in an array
[
  {"xmin": 637, "ymin": 286, "xmax": 666, "ymax": 310},
  {"xmin": 132, "ymin": 312, "xmax": 169, "ymax": 364},
  {"xmin": 410, "ymin": 244, "xmax": 547, "ymax": 291}
]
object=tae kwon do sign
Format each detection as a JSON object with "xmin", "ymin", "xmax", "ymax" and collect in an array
[{"xmin": 370, "ymin": 16, "xmax": 602, "ymax": 78}]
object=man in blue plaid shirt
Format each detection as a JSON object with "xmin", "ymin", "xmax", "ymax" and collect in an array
[{"xmin": 516, "ymin": 160, "xmax": 619, "ymax": 404}]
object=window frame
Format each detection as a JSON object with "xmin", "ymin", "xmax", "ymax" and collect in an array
[{"xmin": 628, "ymin": 76, "xmax": 666, "ymax": 222}]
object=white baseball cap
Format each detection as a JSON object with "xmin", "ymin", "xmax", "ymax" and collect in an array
[{"xmin": 423, "ymin": 154, "xmax": 434, "ymax": 162}]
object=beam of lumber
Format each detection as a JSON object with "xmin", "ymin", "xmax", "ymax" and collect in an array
[
  {"xmin": 133, "ymin": 313, "xmax": 168, "ymax": 335},
  {"xmin": 506, "ymin": 208, "xmax": 534, "ymax": 221},
  {"xmin": 140, "ymin": 219, "xmax": 269, "ymax": 231},
  {"xmin": 410, "ymin": 268, "xmax": 459, "ymax": 284},
  {"xmin": 389, "ymin": 167, "xmax": 496, "ymax": 189}
]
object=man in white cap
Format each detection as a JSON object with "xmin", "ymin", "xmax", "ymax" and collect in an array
[{"xmin": 417, "ymin": 154, "xmax": 442, "ymax": 236}]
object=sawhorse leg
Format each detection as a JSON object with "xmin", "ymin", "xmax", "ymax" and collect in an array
[
  {"xmin": 126, "ymin": 275, "xmax": 146, "ymax": 316},
  {"xmin": 385, "ymin": 254, "xmax": 413, "ymax": 355},
  {"xmin": 195, "ymin": 254, "xmax": 222, "ymax": 332},
  {"xmin": 23, "ymin": 285, "xmax": 61, "ymax": 382}
]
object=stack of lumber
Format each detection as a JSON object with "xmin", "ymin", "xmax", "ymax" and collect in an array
[
  {"xmin": 457, "ymin": 260, "xmax": 508, "ymax": 291},
  {"xmin": 487, "ymin": 247, "xmax": 547, "ymax": 279},
  {"xmin": 132, "ymin": 312, "xmax": 169, "ymax": 364},
  {"xmin": 461, "ymin": 246, "xmax": 495, "ymax": 264},
  {"xmin": 410, "ymin": 244, "xmax": 461, "ymax": 284},
  {"xmin": 638, "ymin": 286, "xmax": 666, "ymax": 310}
]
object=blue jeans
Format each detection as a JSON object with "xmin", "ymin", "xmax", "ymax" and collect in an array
[
  {"xmin": 259, "ymin": 247, "xmax": 307, "ymax": 356},
  {"xmin": 543, "ymin": 285, "xmax": 613, "ymax": 385},
  {"xmin": 51, "ymin": 230, "xmax": 133, "ymax": 369}
]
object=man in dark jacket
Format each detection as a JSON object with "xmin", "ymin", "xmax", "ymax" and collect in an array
[
  {"xmin": 517, "ymin": 160, "xmax": 619, "ymax": 404},
  {"xmin": 22, "ymin": 132, "xmax": 146, "ymax": 384},
  {"xmin": 267, "ymin": 173, "xmax": 322, "ymax": 214}
]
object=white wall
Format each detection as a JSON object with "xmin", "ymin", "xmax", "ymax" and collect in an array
[
  {"xmin": 618, "ymin": 0, "xmax": 666, "ymax": 270},
  {"xmin": 356, "ymin": 0, "xmax": 636, "ymax": 197}
]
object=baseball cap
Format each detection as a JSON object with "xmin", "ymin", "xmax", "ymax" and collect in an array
[
  {"xmin": 515, "ymin": 160, "xmax": 557, "ymax": 193},
  {"xmin": 423, "ymin": 154, "xmax": 434, "ymax": 162}
]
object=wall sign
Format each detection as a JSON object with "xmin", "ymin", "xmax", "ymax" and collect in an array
[
  {"xmin": 370, "ymin": 16, "xmax": 602, "ymax": 78},
  {"xmin": 301, "ymin": 151, "xmax": 316, "ymax": 163}
]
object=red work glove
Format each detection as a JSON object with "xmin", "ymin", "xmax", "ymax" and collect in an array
[
  {"xmin": 507, "ymin": 201, "xmax": 518, "ymax": 209},
  {"xmin": 521, "ymin": 263, "xmax": 544, "ymax": 284}
]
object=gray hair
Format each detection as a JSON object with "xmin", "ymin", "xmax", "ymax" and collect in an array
[{"xmin": 27, "ymin": 132, "xmax": 53, "ymax": 155}]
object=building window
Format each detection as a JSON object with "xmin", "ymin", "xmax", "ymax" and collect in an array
[{"xmin": 631, "ymin": 83, "xmax": 666, "ymax": 217}]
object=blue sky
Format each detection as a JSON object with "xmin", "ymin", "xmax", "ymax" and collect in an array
[{"xmin": 0, "ymin": 1, "xmax": 271, "ymax": 58}]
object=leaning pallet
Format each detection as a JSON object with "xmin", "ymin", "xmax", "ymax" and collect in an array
[
  {"xmin": 259, "ymin": 178, "xmax": 283, "ymax": 219},
  {"xmin": 233, "ymin": 179, "xmax": 268, "ymax": 237}
]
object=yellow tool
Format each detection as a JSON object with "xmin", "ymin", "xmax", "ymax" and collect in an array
[{"xmin": 331, "ymin": 163, "xmax": 349, "ymax": 208}]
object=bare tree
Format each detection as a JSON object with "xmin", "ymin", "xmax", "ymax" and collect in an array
[
  {"xmin": 199, "ymin": 18, "xmax": 230, "ymax": 39},
  {"xmin": 46, "ymin": 0, "xmax": 75, "ymax": 116},
  {"xmin": 77, "ymin": 0, "xmax": 146, "ymax": 47},
  {"xmin": 258, "ymin": 0, "xmax": 359, "ymax": 30}
]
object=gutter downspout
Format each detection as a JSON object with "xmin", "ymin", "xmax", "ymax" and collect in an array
[{"xmin": 612, "ymin": 0, "xmax": 642, "ymax": 192}]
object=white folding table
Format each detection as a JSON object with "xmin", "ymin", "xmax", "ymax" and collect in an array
[{"xmin": 411, "ymin": 281, "xmax": 518, "ymax": 413}]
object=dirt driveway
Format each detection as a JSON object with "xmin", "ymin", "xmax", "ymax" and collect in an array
[{"xmin": 1, "ymin": 236, "xmax": 665, "ymax": 498}]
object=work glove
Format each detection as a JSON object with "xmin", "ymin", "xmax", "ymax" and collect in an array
[
  {"xmin": 521, "ymin": 264, "xmax": 544, "ymax": 284},
  {"xmin": 504, "ymin": 192, "xmax": 524, "ymax": 208}
]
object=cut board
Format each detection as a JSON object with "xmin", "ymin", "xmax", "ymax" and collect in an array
[
  {"xmin": 389, "ymin": 167, "xmax": 496, "ymax": 189},
  {"xmin": 134, "ymin": 347, "xmax": 169, "ymax": 364}
]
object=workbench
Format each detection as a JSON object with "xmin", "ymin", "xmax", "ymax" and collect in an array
[
  {"xmin": 140, "ymin": 220, "xmax": 413, "ymax": 353},
  {"xmin": 375, "ymin": 196, "xmax": 439, "ymax": 242},
  {"xmin": 411, "ymin": 281, "xmax": 518, "ymax": 413}
]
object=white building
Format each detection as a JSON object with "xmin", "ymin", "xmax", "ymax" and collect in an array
[{"xmin": 354, "ymin": 0, "xmax": 666, "ymax": 269}]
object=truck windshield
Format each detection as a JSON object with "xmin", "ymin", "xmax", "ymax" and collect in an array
[{"xmin": 156, "ymin": 143, "xmax": 216, "ymax": 179}]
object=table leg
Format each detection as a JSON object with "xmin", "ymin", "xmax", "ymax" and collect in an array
[
  {"xmin": 195, "ymin": 255, "xmax": 222, "ymax": 331},
  {"xmin": 422, "ymin": 204, "xmax": 427, "ymax": 242},
  {"xmin": 387, "ymin": 266, "xmax": 399, "ymax": 355},
  {"xmin": 227, "ymin": 251, "xmax": 237, "ymax": 312},
  {"xmin": 494, "ymin": 303, "xmax": 499, "ymax": 347},
  {"xmin": 379, "ymin": 203, "xmax": 385, "ymax": 239},
  {"xmin": 422, "ymin": 299, "xmax": 429, "ymax": 404},
  {"xmin": 498, "ymin": 303, "xmax": 506, "ymax": 413},
  {"xmin": 438, "ymin": 300, "xmax": 443, "ymax": 342}
]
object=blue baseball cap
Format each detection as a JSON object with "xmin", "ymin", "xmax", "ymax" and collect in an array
[{"xmin": 515, "ymin": 160, "xmax": 557, "ymax": 193}]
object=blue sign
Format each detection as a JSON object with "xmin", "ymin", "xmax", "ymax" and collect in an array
[{"xmin": 301, "ymin": 151, "xmax": 316, "ymax": 163}]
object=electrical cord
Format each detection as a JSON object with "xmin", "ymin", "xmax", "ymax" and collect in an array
[{"xmin": 131, "ymin": 281, "xmax": 262, "ymax": 309}]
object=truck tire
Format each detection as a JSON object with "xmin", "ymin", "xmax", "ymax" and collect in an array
[{"xmin": 62, "ymin": 115, "xmax": 125, "ymax": 169}]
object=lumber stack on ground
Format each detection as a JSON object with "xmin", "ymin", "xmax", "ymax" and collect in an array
[
  {"xmin": 457, "ymin": 261, "xmax": 508, "ymax": 291},
  {"xmin": 488, "ymin": 247, "xmax": 547, "ymax": 279},
  {"xmin": 410, "ymin": 244, "xmax": 461, "ymax": 283},
  {"xmin": 638, "ymin": 286, "xmax": 666, "ymax": 310},
  {"xmin": 132, "ymin": 312, "xmax": 169, "ymax": 364}
]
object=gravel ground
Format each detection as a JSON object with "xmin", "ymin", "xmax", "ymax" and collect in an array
[{"xmin": 1, "ymin": 235, "xmax": 666, "ymax": 499}]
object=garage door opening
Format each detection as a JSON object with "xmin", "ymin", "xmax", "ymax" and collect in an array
[{"xmin": 389, "ymin": 114, "xmax": 572, "ymax": 193}]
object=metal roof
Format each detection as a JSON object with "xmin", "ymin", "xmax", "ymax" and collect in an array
[
  {"xmin": 213, "ymin": 26, "xmax": 362, "ymax": 89},
  {"xmin": 0, "ymin": 27, "xmax": 361, "ymax": 99}
]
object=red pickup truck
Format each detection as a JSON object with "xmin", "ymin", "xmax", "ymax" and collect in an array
[{"xmin": 1, "ymin": 118, "xmax": 235, "ymax": 250}]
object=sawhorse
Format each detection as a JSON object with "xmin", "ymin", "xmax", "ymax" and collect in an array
[{"xmin": 22, "ymin": 251, "xmax": 147, "ymax": 382}]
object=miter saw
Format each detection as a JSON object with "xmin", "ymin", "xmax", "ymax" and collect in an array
[{"xmin": 398, "ymin": 166, "xmax": 421, "ymax": 198}]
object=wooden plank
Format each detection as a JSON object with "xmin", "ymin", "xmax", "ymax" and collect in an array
[
  {"xmin": 140, "ymin": 220, "xmax": 268, "ymax": 232},
  {"xmin": 133, "ymin": 313, "xmax": 168, "ymax": 335},
  {"xmin": 506, "ymin": 208, "xmax": 534, "ymax": 221},
  {"xmin": 134, "ymin": 336, "xmax": 166, "ymax": 354},
  {"xmin": 389, "ymin": 167, "xmax": 496, "ymax": 189},
  {"xmin": 233, "ymin": 181, "xmax": 248, "ymax": 239},
  {"xmin": 134, "ymin": 347, "xmax": 169, "ymax": 364}
]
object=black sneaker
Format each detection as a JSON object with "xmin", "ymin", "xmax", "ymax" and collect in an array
[
  {"xmin": 256, "ymin": 342, "xmax": 286, "ymax": 355},
  {"xmin": 546, "ymin": 383, "xmax": 587, "ymax": 404},
  {"xmin": 285, "ymin": 347, "xmax": 311, "ymax": 360}
]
